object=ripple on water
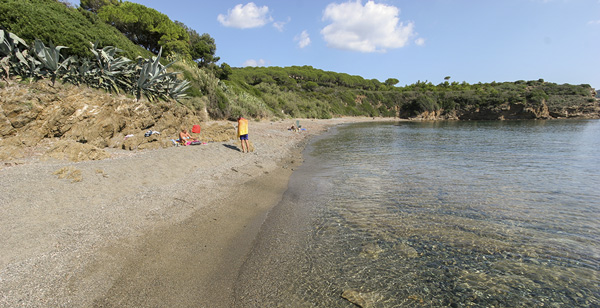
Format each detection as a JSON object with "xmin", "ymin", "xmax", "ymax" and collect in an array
[{"xmin": 236, "ymin": 120, "xmax": 600, "ymax": 307}]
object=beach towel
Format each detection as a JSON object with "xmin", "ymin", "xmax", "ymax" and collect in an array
[{"xmin": 145, "ymin": 130, "xmax": 161, "ymax": 137}]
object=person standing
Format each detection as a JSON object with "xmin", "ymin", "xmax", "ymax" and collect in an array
[{"xmin": 237, "ymin": 116, "xmax": 249, "ymax": 153}]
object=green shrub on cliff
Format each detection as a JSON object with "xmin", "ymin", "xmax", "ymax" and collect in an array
[
  {"xmin": 1, "ymin": 30, "xmax": 189, "ymax": 102},
  {"xmin": 0, "ymin": 0, "xmax": 151, "ymax": 59}
]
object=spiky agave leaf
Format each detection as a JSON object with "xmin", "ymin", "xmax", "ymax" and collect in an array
[
  {"xmin": 169, "ymin": 78, "xmax": 191, "ymax": 100},
  {"xmin": 135, "ymin": 47, "xmax": 181, "ymax": 101},
  {"xmin": 33, "ymin": 40, "xmax": 72, "ymax": 85},
  {"xmin": 0, "ymin": 30, "xmax": 31, "ymax": 80},
  {"xmin": 0, "ymin": 30, "xmax": 28, "ymax": 56},
  {"xmin": 87, "ymin": 41, "xmax": 134, "ymax": 93}
]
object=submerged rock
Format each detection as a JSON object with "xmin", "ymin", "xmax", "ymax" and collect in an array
[
  {"xmin": 359, "ymin": 243, "xmax": 385, "ymax": 259},
  {"xmin": 341, "ymin": 289, "xmax": 383, "ymax": 308},
  {"xmin": 395, "ymin": 242, "xmax": 419, "ymax": 258}
]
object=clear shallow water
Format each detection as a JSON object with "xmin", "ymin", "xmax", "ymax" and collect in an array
[{"xmin": 235, "ymin": 120, "xmax": 600, "ymax": 307}]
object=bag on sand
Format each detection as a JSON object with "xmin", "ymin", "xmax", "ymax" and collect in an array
[{"xmin": 192, "ymin": 125, "xmax": 201, "ymax": 134}]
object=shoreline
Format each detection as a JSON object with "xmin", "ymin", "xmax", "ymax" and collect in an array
[
  {"xmin": 91, "ymin": 152, "xmax": 303, "ymax": 307},
  {"xmin": 0, "ymin": 117, "xmax": 396, "ymax": 307}
]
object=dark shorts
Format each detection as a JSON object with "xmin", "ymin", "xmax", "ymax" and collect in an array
[{"xmin": 240, "ymin": 134, "xmax": 249, "ymax": 140}]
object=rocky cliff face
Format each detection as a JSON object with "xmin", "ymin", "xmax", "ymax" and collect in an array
[
  {"xmin": 411, "ymin": 99, "xmax": 600, "ymax": 121},
  {"xmin": 547, "ymin": 101, "xmax": 600, "ymax": 118},
  {"xmin": 0, "ymin": 82, "xmax": 234, "ymax": 162},
  {"xmin": 457, "ymin": 101, "xmax": 551, "ymax": 120}
]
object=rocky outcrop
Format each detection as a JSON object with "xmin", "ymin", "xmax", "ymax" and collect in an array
[
  {"xmin": 412, "ymin": 99, "xmax": 599, "ymax": 121},
  {"xmin": 547, "ymin": 101, "xmax": 600, "ymax": 118},
  {"xmin": 0, "ymin": 81, "xmax": 232, "ymax": 162},
  {"xmin": 457, "ymin": 101, "xmax": 550, "ymax": 120}
]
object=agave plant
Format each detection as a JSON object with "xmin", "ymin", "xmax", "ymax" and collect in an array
[
  {"xmin": 62, "ymin": 55, "xmax": 85, "ymax": 85},
  {"xmin": 21, "ymin": 50, "xmax": 43, "ymax": 82},
  {"xmin": 169, "ymin": 78, "xmax": 191, "ymax": 100},
  {"xmin": 0, "ymin": 51, "xmax": 10, "ymax": 80},
  {"xmin": 33, "ymin": 39, "xmax": 72, "ymax": 86},
  {"xmin": 1, "ymin": 30, "xmax": 190, "ymax": 103},
  {"xmin": 135, "ymin": 47, "xmax": 182, "ymax": 101},
  {"xmin": 88, "ymin": 41, "xmax": 135, "ymax": 93},
  {"xmin": 0, "ymin": 29, "xmax": 28, "ymax": 57},
  {"xmin": 0, "ymin": 29, "xmax": 30, "ymax": 80}
]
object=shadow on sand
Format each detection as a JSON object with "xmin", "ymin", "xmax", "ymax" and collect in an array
[{"xmin": 223, "ymin": 144, "xmax": 242, "ymax": 152}]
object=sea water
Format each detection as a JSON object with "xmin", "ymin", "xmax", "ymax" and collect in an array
[{"xmin": 235, "ymin": 120, "xmax": 600, "ymax": 307}]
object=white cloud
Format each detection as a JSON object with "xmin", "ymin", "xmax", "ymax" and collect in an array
[
  {"xmin": 320, "ymin": 0, "xmax": 416, "ymax": 53},
  {"xmin": 588, "ymin": 19, "xmax": 600, "ymax": 25},
  {"xmin": 243, "ymin": 59, "xmax": 268, "ymax": 67},
  {"xmin": 273, "ymin": 17, "xmax": 291, "ymax": 32},
  {"xmin": 217, "ymin": 2, "xmax": 273, "ymax": 29},
  {"xmin": 273, "ymin": 21, "xmax": 286, "ymax": 32},
  {"xmin": 295, "ymin": 30, "xmax": 311, "ymax": 48},
  {"xmin": 415, "ymin": 37, "xmax": 425, "ymax": 46}
]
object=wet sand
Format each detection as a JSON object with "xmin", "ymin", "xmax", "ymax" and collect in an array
[
  {"xmin": 92, "ymin": 156, "xmax": 301, "ymax": 307},
  {"xmin": 0, "ymin": 117, "xmax": 394, "ymax": 307}
]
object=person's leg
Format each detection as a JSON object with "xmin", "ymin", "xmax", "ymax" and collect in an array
[
  {"xmin": 243, "ymin": 140, "xmax": 249, "ymax": 153},
  {"xmin": 240, "ymin": 136, "xmax": 246, "ymax": 152}
]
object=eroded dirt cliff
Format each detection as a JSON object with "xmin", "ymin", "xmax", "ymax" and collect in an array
[{"xmin": 0, "ymin": 81, "xmax": 235, "ymax": 162}]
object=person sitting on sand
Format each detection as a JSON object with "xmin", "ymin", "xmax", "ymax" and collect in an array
[{"xmin": 179, "ymin": 128, "xmax": 197, "ymax": 146}]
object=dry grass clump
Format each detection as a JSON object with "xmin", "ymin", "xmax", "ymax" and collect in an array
[
  {"xmin": 53, "ymin": 166, "xmax": 83, "ymax": 182},
  {"xmin": 200, "ymin": 122, "xmax": 236, "ymax": 142},
  {"xmin": 44, "ymin": 140, "xmax": 111, "ymax": 162}
]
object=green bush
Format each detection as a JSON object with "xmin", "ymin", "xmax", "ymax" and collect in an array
[
  {"xmin": 1, "ymin": 30, "xmax": 189, "ymax": 102},
  {"xmin": 0, "ymin": 0, "xmax": 151, "ymax": 59}
]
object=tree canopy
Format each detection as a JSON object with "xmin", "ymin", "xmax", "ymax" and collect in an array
[
  {"xmin": 98, "ymin": 1, "xmax": 189, "ymax": 56},
  {"xmin": 175, "ymin": 21, "xmax": 220, "ymax": 66},
  {"xmin": 0, "ymin": 0, "xmax": 151, "ymax": 59},
  {"xmin": 80, "ymin": 0, "xmax": 117, "ymax": 13},
  {"xmin": 385, "ymin": 78, "xmax": 399, "ymax": 86}
]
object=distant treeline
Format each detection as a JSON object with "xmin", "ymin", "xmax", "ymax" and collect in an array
[
  {"xmin": 220, "ymin": 66, "xmax": 596, "ymax": 119},
  {"xmin": 1, "ymin": 0, "xmax": 596, "ymax": 120}
]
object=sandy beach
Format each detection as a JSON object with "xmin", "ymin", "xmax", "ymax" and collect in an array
[{"xmin": 0, "ymin": 117, "xmax": 392, "ymax": 307}]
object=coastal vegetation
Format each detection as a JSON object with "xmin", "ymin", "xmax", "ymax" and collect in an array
[
  {"xmin": 1, "ymin": 0, "xmax": 598, "ymax": 121},
  {"xmin": 225, "ymin": 66, "xmax": 597, "ymax": 120},
  {"xmin": 0, "ymin": 0, "xmax": 151, "ymax": 59},
  {"xmin": 0, "ymin": 29, "xmax": 190, "ymax": 101}
]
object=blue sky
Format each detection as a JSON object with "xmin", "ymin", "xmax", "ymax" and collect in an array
[{"xmin": 125, "ymin": 0, "xmax": 600, "ymax": 89}]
